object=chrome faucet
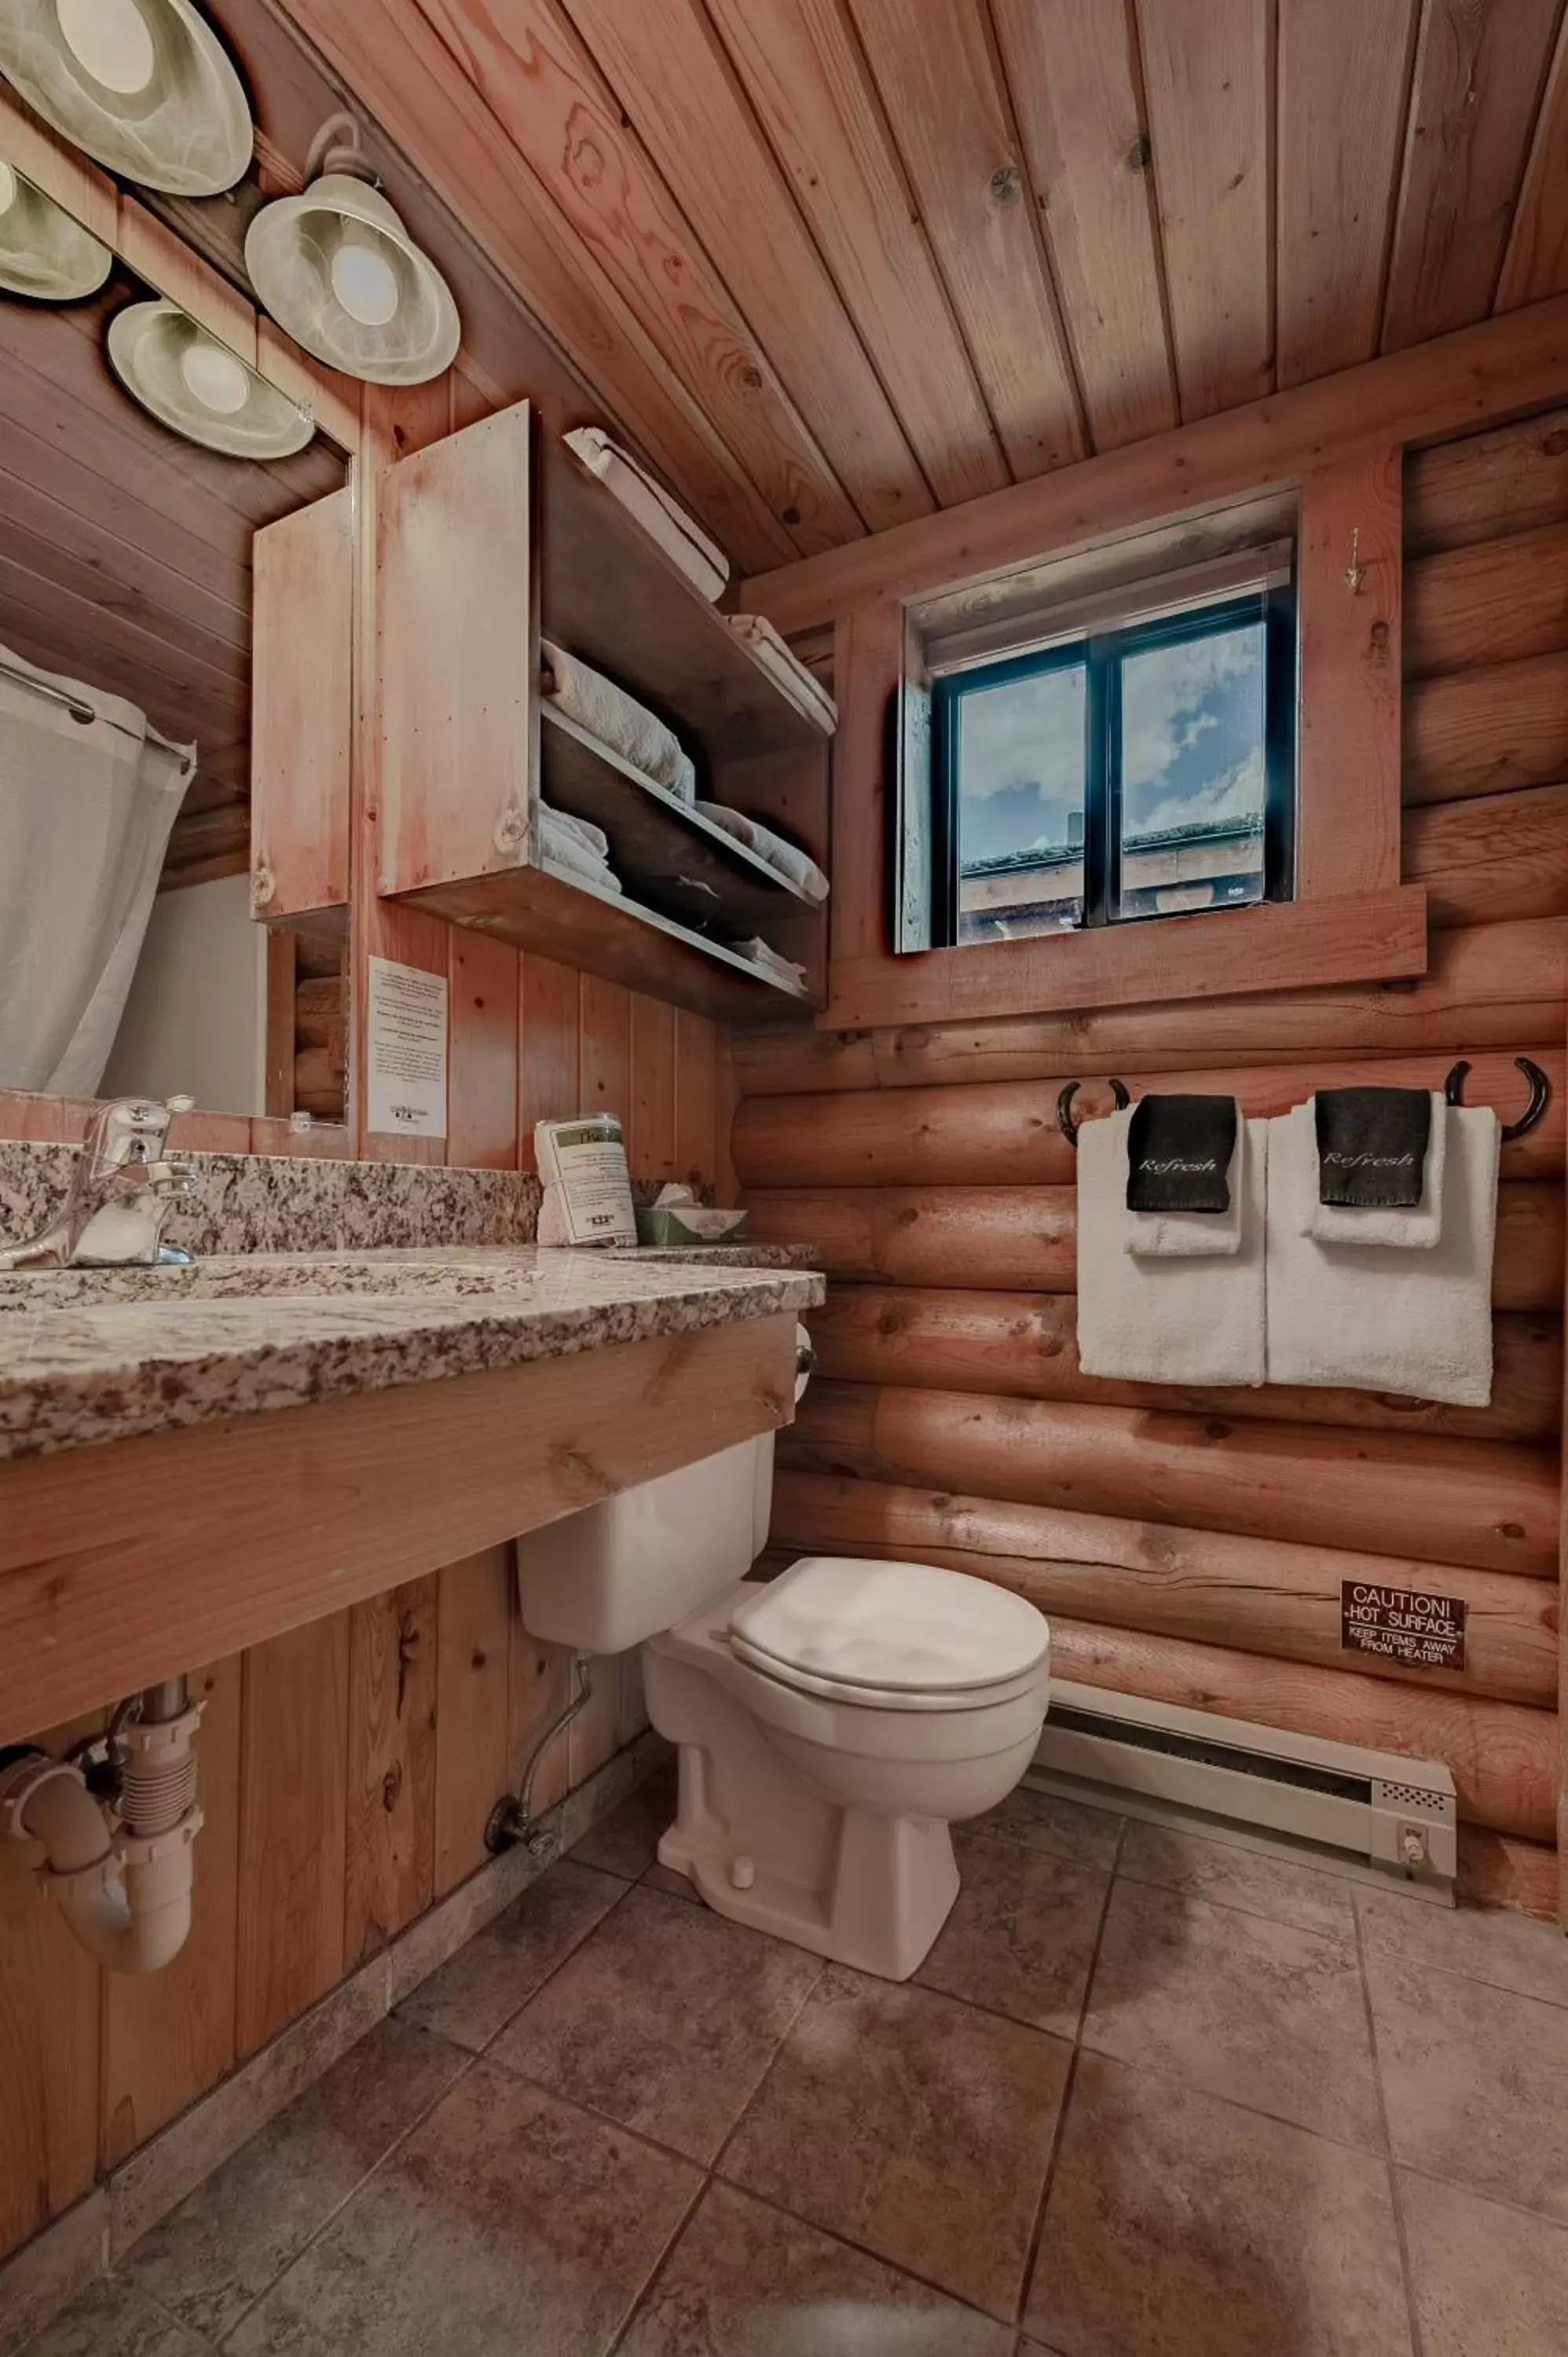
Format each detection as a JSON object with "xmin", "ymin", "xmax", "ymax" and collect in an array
[{"xmin": 0, "ymin": 1096, "xmax": 200, "ymax": 1270}]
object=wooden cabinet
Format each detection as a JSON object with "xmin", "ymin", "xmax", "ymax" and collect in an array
[{"xmin": 375, "ymin": 401, "xmax": 831, "ymax": 1025}]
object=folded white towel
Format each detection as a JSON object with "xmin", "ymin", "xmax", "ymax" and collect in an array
[
  {"xmin": 734, "ymin": 936, "xmax": 808, "ymax": 991},
  {"xmin": 728, "ymin": 613, "xmax": 839, "ymax": 734},
  {"xmin": 1123, "ymin": 1109, "xmax": 1246, "ymax": 1259},
  {"xmin": 1266, "ymin": 1101, "xmax": 1497, "ymax": 1406},
  {"xmin": 565, "ymin": 426, "xmax": 729, "ymax": 601},
  {"xmin": 540, "ymin": 639, "xmax": 696, "ymax": 801},
  {"xmin": 540, "ymin": 802, "xmax": 621, "ymax": 895},
  {"xmin": 1301, "ymin": 1088, "xmax": 1446, "ymax": 1249},
  {"xmin": 696, "ymin": 801, "xmax": 830, "ymax": 903},
  {"xmin": 1077, "ymin": 1113, "xmax": 1267, "ymax": 1386}
]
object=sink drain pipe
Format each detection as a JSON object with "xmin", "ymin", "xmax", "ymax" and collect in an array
[{"xmin": 0, "ymin": 1677, "xmax": 204, "ymax": 1974}]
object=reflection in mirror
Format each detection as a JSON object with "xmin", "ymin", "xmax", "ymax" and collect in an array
[{"xmin": 0, "ymin": 229, "xmax": 348, "ymax": 1124}]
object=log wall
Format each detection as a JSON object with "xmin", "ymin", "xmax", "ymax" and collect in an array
[{"xmin": 738, "ymin": 404, "xmax": 1568, "ymax": 1896}]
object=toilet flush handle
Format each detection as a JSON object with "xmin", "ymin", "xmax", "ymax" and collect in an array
[{"xmin": 794, "ymin": 1325, "xmax": 815, "ymax": 1402}]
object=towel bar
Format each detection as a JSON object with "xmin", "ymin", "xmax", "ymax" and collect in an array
[{"xmin": 1057, "ymin": 1059, "xmax": 1552, "ymax": 1149}]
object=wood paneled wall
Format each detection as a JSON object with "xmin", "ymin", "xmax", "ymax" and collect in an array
[{"xmin": 738, "ymin": 403, "xmax": 1568, "ymax": 1920}]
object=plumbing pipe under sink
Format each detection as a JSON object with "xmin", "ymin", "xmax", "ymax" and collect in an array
[{"xmin": 0, "ymin": 1677, "xmax": 204, "ymax": 1974}]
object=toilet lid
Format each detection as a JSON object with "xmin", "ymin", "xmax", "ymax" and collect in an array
[{"xmin": 728, "ymin": 1556, "xmax": 1050, "ymax": 1700}]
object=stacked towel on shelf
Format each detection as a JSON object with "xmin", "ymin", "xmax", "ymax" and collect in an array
[
  {"xmin": 695, "ymin": 802, "xmax": 829, "ymax": 902},
  {"xmin": 540, "ymin": 638, "xmax": 697, "ymax": 802},
  {"xmin": 564, "ymin": 427, "xmax": 730, "ymax": 602},
  {"xmin": 727, "ymin": 613, "xmax": 839, "ymax": 734},
  {"xmin": 539, "ymin": 801, "xmax": 621, "ymax": 895},
  {"xmin": 1265, "ymin": 1099, "xmax": 1497, "ymax": 1406},
  {"xmin": 733, "ymin": 936, "xmax": 809, "ymax": 992},
  {"xmin": 1077, "ymin": 1105, "xmax": 1266, "ymax": 1386}
]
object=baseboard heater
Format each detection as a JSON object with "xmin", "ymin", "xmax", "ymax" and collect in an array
[{"xmin": 1028, "ymin": 1679, "xmax": 1456, "ymax": 1897}]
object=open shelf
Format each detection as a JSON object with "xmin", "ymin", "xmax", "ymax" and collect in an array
[
  {"xmin": 540, "ymin": 705, "xmax": 819, "ymax": 934},
  {"xmin": 538, "ymin": 434, "xmax": 832, "ymax": 761}
]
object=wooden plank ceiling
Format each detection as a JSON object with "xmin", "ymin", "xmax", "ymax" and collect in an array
[{"xmin": 276, "ymin": 0, "xmax": 1568, "ymax": 577}]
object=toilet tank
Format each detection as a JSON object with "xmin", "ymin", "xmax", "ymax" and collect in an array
[{"xmin": 512, "ymin": 1431, "xmax": 775, "ymax": 1652}]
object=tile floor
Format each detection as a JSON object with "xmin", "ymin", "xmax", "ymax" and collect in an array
[{"xmin": 23, "ymin": 1769, "xmax": 1568, "ymax": 2355}]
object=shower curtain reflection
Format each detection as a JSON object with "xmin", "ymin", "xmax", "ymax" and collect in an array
[{"xmin": 0, "ymin": 641, "xmax": 194, "ymax": 1097}]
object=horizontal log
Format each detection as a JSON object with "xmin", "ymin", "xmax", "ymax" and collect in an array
[
  {"xmin": 1042, "ymin": 1618, "xmax": 1555, "ymax": 1841},
  {"xmin": 1404, "ymin": 786, "xmax": 1568, "ymax": 928},
  {"xmin": 1405, "ymin": 521, "xmax": 1568, "ymax": 681},
  {"xmin": 733, "ymin": 919, "xmax": 1566, "ymax": 1095},
  {"xmin": 1454, "ymin": 1827, "xmax": 1559, "ymax": 1919},
  {"xmin": 780, "ymin": 1381, "xmax": 1559, "ymax": 1576},
  {"xmin": 733, "ymin": 1047, "xmax": 1566, "ymax": 1189},
  {"xmin": 808, "ymin": 1286, "xmax": 1561, "ymax": 1442},
  {"xmin": 1404, "ymin": 407, "xmax": 1568, "ymax": 558},
  {"xmin": 1405, "ymin": 650, "xmax": 1568, "ymax": 805},
  {"xmin": 747, "ymin": 1180, "xmax": 1562, "ymax": 1311},
  {"xmin": 771, "ymin": 1471, "xmax": 1558, "ymax": 1705},
  {"xmin": 294, "ymin": 1046, "xmax": 345, "ymax": 1118},
  {"xmin": 293, "ymin": 974, "xmax": 347, "ymax": 1052}
]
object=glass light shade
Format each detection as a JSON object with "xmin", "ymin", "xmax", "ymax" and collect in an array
[
  {"xmin": 0, "ymin": 0, "xmax": 253, "ymax": 196},
  {"xmin": 245, "ymin": 173, "xmax": 460, "ymax": 386},
  {"xmin": 0, "ymin": 159, "xmax": 112, "ymax": 299},
  {"xmin": 107, "ymin": 299, "xmax": 315, "ymax": 459}
]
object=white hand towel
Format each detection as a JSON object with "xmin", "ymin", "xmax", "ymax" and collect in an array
[
  {"xmin": 1077, "ymin": 1113, "xmax": 1267, "ymax": 1386},
  {"xmin": 695, "ymin": 801, "xmax": 830, "ymax": 902},
  {"xmin": 1302, "ymin": 1089, "xmax": 1447, "ymax": 1248},
  {"xmin": 1265, "ymin": 1101, "xmax": 1497, "ymax": 1406},
  {"xmin": 540, "ymin": 639, "xmax": 694, "ymax": 798},
  {"xmin": 1123, "ymin": 1109, "xmax": 1246, "ymax": 1259},
  {"xmin": 540, "ymin": 804, "xmax": 622, "ymax": 895},
  {"xmin": 733, "ymin": 936, "xmax": 809, "ymax": 990},
  {"xmin": 564, "ymin": 426, "xmax": 730, "ymax": 600}
]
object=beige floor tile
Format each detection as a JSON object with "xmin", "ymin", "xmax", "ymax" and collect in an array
[
  {"xmin": 566, "ymin": 1765, "xmax": 679, "ymax": 1882},
  {"xmin": 490, "ymin": 1884, "xmax": 823, "ymax": 2164},
  {"xmin": 225, "ymin": 2061, "xmax": 700, "ymax": 2357},
  {"xmin": 617, "ymin": 2181, "xmax": 1013, "ymax": 2355},
  {"xmin": 119, "ymin": 2017, "xmax": 465, "ymax": 2343},
  {"xmin": 1118, "ymin": 1822, "xmax": 1358, "ymax": 1944},
  {"xmin": 1025, "ymin": 2051, "xmax": 1412, "ymax": 2357},
  {"xmin": 20, "ymin": 2277, "xmax": 211, "ymax": 2357},
  {"xmin": 1399, "ymin": 2172, "xmax": 1568, "ymax": 2356},
  {"xmin": 1082, "ymin": 1879, "xmax": 1381, "ymax": 2148},
  {"xmin": 1357, "ymin": 1886, "xmax": 1568, "ymax": 2009},
  {"xmin": 395, "ymin": 1859, "xmax": 625, "ymax": 2052},
  {"xmin": 1367, "ymin": 1946, "xmax": 1568, "ymax": 2222},
  {"xmin": 723, "ymin": 1965, "xmax": 1070, "ymax": 2322},
  {"xmin": 970, "ymin": 1784, "xmax": 1123, "ymax": 1871},
  {"xmin": 914, "ymin": 1832, "xmax": 1109, "ymax": 2034},
  {"xmin": 639, "ymin": 1858, "xmax": 701, "ymax": 1902}
]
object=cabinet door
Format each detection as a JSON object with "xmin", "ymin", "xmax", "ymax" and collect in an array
[{"xmin": 250, "ymin": 486, "xmax": 354, "ymax": 922}]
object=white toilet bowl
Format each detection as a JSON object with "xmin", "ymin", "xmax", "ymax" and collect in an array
[{"xmin": 511, "ymin": 1424, "xmax": 1052, "ymax": 1981}]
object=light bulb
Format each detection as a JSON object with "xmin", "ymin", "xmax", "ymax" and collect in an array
[
  {"xmin": 0, "ymin": 163, "xmax": 15, "ymax": 217},
  {"xmin": 57, "ymin": 0, "xmax": 156, "ymax": 96},
  {"xmin": 179, "ymin": 339, "xmax": 250, "ymax": 416},
  {"xmin": 330, "ymin": 236, "xmax": 399, "ymax": 328}
]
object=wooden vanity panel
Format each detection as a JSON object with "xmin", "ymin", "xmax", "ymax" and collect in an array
[
  {"xmin": 0, "ymin": 1315, "xmax": 797, "ymax": 1745},
  {"xmin": 343, "ymin": 1575, "xmax": 439, "ymax": 1968},
  {"xmin": 235, "ymin": 1620, "xmax": 350, "ymax": 2058},
  {"xmin": 431, "ymin": 1546, "xmax": 514, "ymax": 1896}
]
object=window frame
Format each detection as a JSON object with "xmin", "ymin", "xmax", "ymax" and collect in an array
[{"xmin": 929, "ymin": 581, "xmax": 1296, "ymax": 948}]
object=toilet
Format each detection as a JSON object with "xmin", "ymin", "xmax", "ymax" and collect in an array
[{"xmin": 512, "ymin": 1413, "xmax": 1050, "ymax": 1982}]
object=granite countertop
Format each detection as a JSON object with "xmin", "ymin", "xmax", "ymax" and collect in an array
[{"xmin": 0, "ymin": 1246, "xmax": 824, "ymax": 1464}]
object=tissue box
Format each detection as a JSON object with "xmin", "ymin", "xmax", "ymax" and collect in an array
[{"xmin": 636, "ymin": 1204, "xmax": 751, "ymax": 1246}]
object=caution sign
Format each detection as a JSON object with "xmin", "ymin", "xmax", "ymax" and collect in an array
[{"xmin": 1340, "ymin": 1581, "xmax": 1465, "ymax": 1672}]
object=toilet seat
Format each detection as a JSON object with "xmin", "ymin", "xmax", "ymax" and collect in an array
[{"xmin": 727, "ymin": 1554, "xmax": 1050, "ymax": 1714}]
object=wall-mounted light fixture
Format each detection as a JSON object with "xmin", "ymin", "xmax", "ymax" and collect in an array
[
  {"xmin": 0, "ymin": 155, "xmax": 111, "ymax": 298},
  {"xmin": 0, "ymin": 0, "xmax": 252, "ymax": 196},
  {"xmin": 108, "ymin": 296, "xmax": 313, "ymax": 458},
  {"xmin": 245, "ymin": 115, "xmax": 460, "ymax": 387}
]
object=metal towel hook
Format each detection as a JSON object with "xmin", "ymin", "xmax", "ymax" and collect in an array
[
  {"xmin": 1443, "ymin": 1058, "xmax": 1552, "ymax": 1143},
  {"xmin": 1057, "ymin": 1077, "xmax": 1131, "ymax": 1147}
]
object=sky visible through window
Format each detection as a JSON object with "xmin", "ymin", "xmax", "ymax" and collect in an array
[{"xmin": 956, "ymin": 620, "xmax": 1267, "ymax": 869}]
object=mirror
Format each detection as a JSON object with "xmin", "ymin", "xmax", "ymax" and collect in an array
[{"xmin": 0, "ymin": 181, "xmax": 350, "ymax": 1130}]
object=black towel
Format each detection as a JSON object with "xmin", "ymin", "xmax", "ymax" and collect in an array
[
  {"xmin": 1315, "ymin": 1087, "xmax": 1431, "ymax": 1208},
  {"xmin": 1126, "ymin": 1094, "xmax": 1236, "ymax": 1215}
]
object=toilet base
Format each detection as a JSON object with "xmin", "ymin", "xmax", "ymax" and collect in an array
[{"xmin": 656, "ymin": 1775, "xmax": 960, "ymax": 1983}]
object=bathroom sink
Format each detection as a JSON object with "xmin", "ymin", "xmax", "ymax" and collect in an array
[{"xmin": 0, "ymin": 1255, "xmax": 543, "ymax": 1312}]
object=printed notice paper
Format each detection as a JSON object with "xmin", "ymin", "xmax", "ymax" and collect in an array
[{"xmin": 366, "ymin": 956, "xmax": 448, "ymax": 1138}]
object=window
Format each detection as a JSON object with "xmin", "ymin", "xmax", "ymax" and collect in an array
[{"xmin": 928, "ymin": 577, "xmax": 1295, "ymax": 947}]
